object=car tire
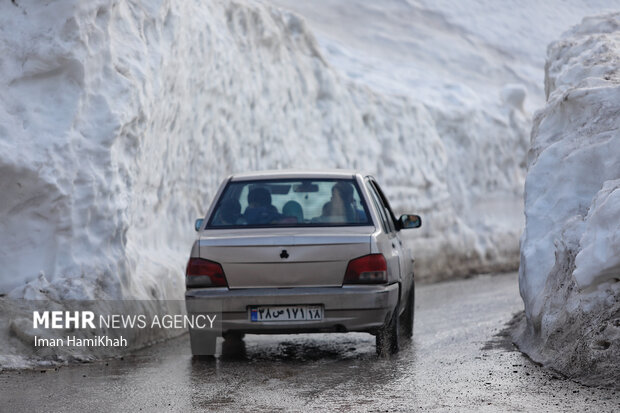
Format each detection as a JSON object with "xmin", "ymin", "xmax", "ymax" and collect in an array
[
  {"xmin": 192, "ymin": 354, "xmax": 216, "ymax": 361},
  {"xmin": 222, "ymin": 332, "xmax": 245, "ymax": 341},
  {"xmin": 376, "ymin": 301, "xmax": 400, "ymax": 356},
  {"xmin": 400, "ymin": 279, "xmax": 415, "ymax": 338},
  {"xmin": 189, "ymin": 328, "xmax": 217, "ymax": 357}
]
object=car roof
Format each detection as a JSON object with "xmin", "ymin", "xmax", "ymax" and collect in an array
[{"xmin": 229, "ymin": 169, "xmax": 370, "ymax": 181}]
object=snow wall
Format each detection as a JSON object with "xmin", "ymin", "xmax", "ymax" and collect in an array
[{"xmin": 516, "ymin": 13, "xmax": 620, "ymax": 388}]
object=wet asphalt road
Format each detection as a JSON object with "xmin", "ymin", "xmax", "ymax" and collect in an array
[{"xmin": 2, "ymin": 272, "xmax": 619, "ymax": 412}]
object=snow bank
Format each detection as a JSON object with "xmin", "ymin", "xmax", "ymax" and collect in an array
[
  {"xmin": 516, "ymin": 13, "xmax": 620, "ymax": 387},
  {"xmin": 0, "ymin": 0, "xmax": 452, "ymax": 365},
  {"xmin": 269, "ymin": 0, "xmax": 617, "ymax": 279}
]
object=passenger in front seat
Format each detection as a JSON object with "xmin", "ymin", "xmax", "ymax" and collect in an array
[{"xmin": 321, "ymin": 182, "xmax": 366, "ymax": 223}]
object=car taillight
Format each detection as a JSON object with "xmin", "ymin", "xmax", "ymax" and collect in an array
[
  {"xmin": 186, "ymin": 258, "xmax": 228, "ymax": 287},
  {"xmin": 343, "ymin": 254, "xmax": 388, "ymax": 284}
]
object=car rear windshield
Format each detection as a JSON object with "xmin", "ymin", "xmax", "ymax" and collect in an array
[{"xmin": 206, "ymin": 178, "xmax": 372, "ymax": 228}]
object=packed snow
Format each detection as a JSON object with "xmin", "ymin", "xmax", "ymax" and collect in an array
[
  {"xmin": 268, "ymin": 0, "xmax": 617, "ymax": 278},
  {"xmin": 0, "ymin": 0, "xmax": 617, "ymax": 366},
  {"xmin": 516, "ymin": 13, "xmax": 620, "ymax": 387}
]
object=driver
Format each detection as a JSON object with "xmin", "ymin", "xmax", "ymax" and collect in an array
[{"xmin": 244, "ymin": 187, "xmax": 279, "ymax": 224}]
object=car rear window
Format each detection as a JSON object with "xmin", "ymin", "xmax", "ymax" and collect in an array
[{"xmin": 206, "ymin": 178, "xmax": 372, "ymax": 228}]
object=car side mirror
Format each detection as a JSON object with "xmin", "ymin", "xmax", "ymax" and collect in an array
[
  {"xmin": 194, "ymin": 218, "xmax": 204, "ymax": 232},
  {"xmin": 398, "ymin": 214, "xmax": 421, "ymax": 229}
]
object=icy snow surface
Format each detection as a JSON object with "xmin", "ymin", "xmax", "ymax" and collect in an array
[
  {"xmin": 516, "ymin": 13, "xmax": 620, "ymax": 387},
  {"xmin": 0, "ymin": 0, "xmax": 617, "ymax": 365},
  {"xmin": 268, "ymin": 0, "xmax": 617, "ymax": 279}
]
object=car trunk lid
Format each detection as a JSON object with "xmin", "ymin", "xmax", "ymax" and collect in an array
[{"xmin": 198, "ymin": 230, "xmax": 371, "ymax": 288}]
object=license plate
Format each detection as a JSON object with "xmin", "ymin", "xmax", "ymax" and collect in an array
[{"xmin": 249, "ymin": 305, "xmax": 323, "ymax": 322}]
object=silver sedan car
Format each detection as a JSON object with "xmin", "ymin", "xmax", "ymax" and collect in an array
[{"xmin": 185, "ymin": 170, "xmax": 421, "ymax": 356}]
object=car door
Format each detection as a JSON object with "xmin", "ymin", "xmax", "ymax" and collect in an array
[
  {"xmin": 365, "ymin": 179, "xmax": 403, "ymax": 287},
  {"xmin": 367, "ymin": 179, "xmax": 410, "ymax": 306}
]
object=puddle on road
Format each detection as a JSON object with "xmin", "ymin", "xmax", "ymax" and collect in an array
[
  {"xmin": 217, "ymin": 333, "xmax": 376, "ymax": 362},
  {"xmin": 185, "ymin": 332, "xmax": 419, "ymax": 411}
]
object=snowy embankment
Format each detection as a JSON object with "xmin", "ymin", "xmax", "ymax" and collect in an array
[
  {"xmin": 516, "ymin": 13, "xmax": 620, "ymax": 387},
  {"xmin": 0, "ymin": 0, "xmax": 530, "ymax": 366},
  {"xmin": 269, "ymin": 0, "xmax": 617, "ymax": 279}
]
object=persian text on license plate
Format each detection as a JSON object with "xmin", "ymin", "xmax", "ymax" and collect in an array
[{"xmin": 250, "ymin": 305, "xmax": 323, "ymax": 322}]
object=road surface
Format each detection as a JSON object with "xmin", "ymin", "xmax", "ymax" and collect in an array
[{"xmin": 2, "ymin": 272, "xmax": 619, "ymax": 411}]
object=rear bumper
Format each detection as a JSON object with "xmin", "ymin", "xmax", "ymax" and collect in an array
[{"xmin": 185, "ymin": 283, "xmax": 399, "ymax": 334}]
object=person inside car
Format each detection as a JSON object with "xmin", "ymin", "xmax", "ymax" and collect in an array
[
  {"xmin": 244, "ymin": 187, "xmax": 280, "ymax": 224},
  {"xmin": 219, "ymin": 198, "xmax": 243, "ymax": 225},
  {"xmin": 282, "ymin": 200, "xmax": 304, "ymax": 223},
  {"xmin": 321, "ymin": 182, "xmax": 366, "ymax": 223}
]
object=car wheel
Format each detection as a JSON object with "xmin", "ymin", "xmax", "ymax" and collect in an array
[
  {"xmin": 400, "ymin": 280, "xmax": 415, "ymax": 338},
  {"xmin": 222, "ymin": 332, "xmax": 245, "ymax": 341},
  {"xmin": 192, "ymin": 354, "xmax": 216, "ymax": 361},
  {"xmin": 376, "ymin": 301, "xmax": 400, "ymax": 356},
  {"xmin": 189, "ymin": 328, "xmax": 217, "ymax": 357}
]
